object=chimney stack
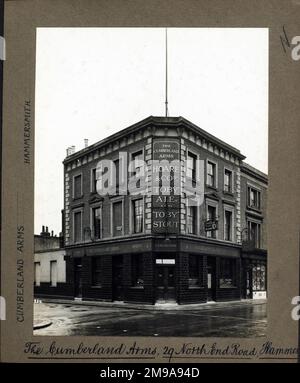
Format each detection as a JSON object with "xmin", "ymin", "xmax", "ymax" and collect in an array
[
  {"xmin": 66, "ymin": 146, "xmax": 76, "ymax": 156},
  {"xmin": 84, "ymin": 139, "xmax": 88, "ymax": 148}
]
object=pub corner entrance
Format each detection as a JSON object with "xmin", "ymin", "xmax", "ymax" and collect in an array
[{"xmin": 155, "ymin": 258, "xmax": 176, "ymax": 303}]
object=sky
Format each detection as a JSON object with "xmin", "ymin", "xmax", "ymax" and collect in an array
[{"xmin": 35, "ymin": 27, "xmax": 268, "ymax": 235}]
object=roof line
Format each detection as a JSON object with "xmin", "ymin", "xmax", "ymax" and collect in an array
[{"xmin": 63, "ymin": 116, "xmax": 246, "ymax": 164}]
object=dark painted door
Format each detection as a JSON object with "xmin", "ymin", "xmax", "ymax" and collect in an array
[
  {"xmin": 207, "ymin": 257, "xmax": 216, "ymax": 301},
  {"xmin": 156, "ymin": 266, "xmax": 175, "ymax": 302},
  {"xmin": 112, "ymin": 256, "xmax": 123, "ymax": 301},
  {"xmin": 74, "ymin": 258, "xmax": 83, "ymax": 298}
]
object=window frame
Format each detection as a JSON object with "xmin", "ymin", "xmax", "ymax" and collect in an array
[
  {"xmin": 111, "ymin": 152, "xmax": 127, "ymax": 196},
  {"xmin": 206, "ymin": 159, "xmax": 218, "ymax": 188},
  {"xmin": 130, "ymin": 149, "xmax": 145, "ymax": 192},
  {"xmin": 130, "ymin": 197, "xmax": 144, "ymax": 234},
  {"xmin": 72, "ymin": 207, "xmax": 83, "ymax": 243},
  {"xmin": 186, "ymin": 204, "xmax": 197, "ymax": 235},
  {"xmin": 90, "ymin": 203, "xmax": 102, "ymax": 240},
  {"xmin": 206, "ymin": 199, "xmax": 219, "ymax": 239},
  {"xmin": 219, "ymin": 258, "xmax": 237, "ymax": 288},
  {"xmin": 224, "ymin": 167, "xmax": 234, "ymax": 193},
  {"xmin": 223, "ymin": 205, "xmax": 234, "ymax": 242},
  {"xmin": 110, "ymin": 197, "xmax": 125, "ymax": 237},
  {"xmin": 247, "ymin": 218, "xmax": 262, "ymax": 248},
  {"xmin": 90, "ymin": 167, "xmax": 97, "ymax": 193},
  {"xmin": 187, "ymin": 151, "xmax": 197, "ymax": 182},
  {"xmin": 247, "ymin": 184, "xmax": 262, "ymax": 210},
  {"xmin": 72, "ymin": 172, "xmax": 83, "ymax": 199}
]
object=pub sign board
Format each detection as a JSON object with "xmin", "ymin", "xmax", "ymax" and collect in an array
[{"xmin": 152, "ymin": 138, "xmax": 181, "ymax": 234}]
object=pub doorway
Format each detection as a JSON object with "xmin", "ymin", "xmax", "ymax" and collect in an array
[{"xmin": 156, "ymin": 262, "xmax": 176, "ymax": 303}]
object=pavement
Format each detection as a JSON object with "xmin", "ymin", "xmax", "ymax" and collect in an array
[{"xmin": 33, "ymin": 298, "xmax": 267, "ymax": 337}]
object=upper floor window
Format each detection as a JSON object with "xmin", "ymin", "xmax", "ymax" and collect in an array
[
  {"xmin": 247, "ymin": 220, "xmax": 261, "ymax": 248},
  {"xmin": 207, "ymin": 205, "xmax": 217, "ymax": 239},
  {"xmin": 187, "ymin": 206, "xmax": 197, "ymax": 234},
  {"xmin": 91, "ymin": 206, "xmax": 101, "ymax": 240},
  {"xmin": 91, "ymin": 168, "xmax": 97, "ymax": 193},
  {"xmin": 73, "ymin": 210, "xmax": 82, "ymax": 243},
  {"xmin": 73, "ymin": 174, "xmax": 82, "ymax": 199},
  {"xmin": 187, "ymin": 152, "xmax": 197, "ymax": 181},
  {"xmin": 224, "ymin": 169, "xmax": 233, "ymax": 193},
  {"xmin": 112, "ymin": 200, "xmax": 123, "ymax": 237},
  {"xmin": 132, "ymin": 199, "xmax": 143, "ymax": 233},
  {"xmin": 131, "ymin": 150, "xmax": 144, "ymax": 189},
  {"xmin": 247, "ymin": 186, "xmax": 261, "ymax": 209},
  {"xmin": 207, "ymin": 161, "xmax": 216, "ymax": 188},
  {"xmin": 114, "ymin": 159, "xmax": 120, "ymax": 195},
  {"xmin": 224, "ymin": 209, "xmax": 233, "ymax": 241}
]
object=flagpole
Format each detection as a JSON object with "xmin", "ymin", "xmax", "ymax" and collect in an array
[{"xmin": 165, "ymin": 28, "xmax": 168, "ymax": 117}]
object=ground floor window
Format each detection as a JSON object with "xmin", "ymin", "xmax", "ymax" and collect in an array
[
  {"xmin": 132, "ymin": 254, "xmax": 144, "ymax": 287},
  {"xmin": 252, "ymin": 261, "xmax": 266, "ymax": 291},
  {"xmin": 189, "ymin": 255, "xmax": 202, "ymax": 286},
  {"xmin": 219, "ymin": 258, "xmax": 236, "ymax": 288},
  {"xmin": 92, "ymin": 257, "xmax": 102, "ymax": 287}
]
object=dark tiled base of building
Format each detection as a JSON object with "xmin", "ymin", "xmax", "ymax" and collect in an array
[{"xmin": 35, "ymin": 248, "xmax": 266, "ymax": 304}]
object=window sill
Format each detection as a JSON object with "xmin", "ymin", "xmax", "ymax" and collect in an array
[
  {"xmin": 72, "ymin": 196, "xmax": 83, "ymax": 201},
  {"xmin": 206, "ymin": 184, "xmax": 217, "ymax": 189},
  {"xmin": 223, "ymin": 191, "xmax": 234, "ymax": 196},
  {"xmin": 246, "ymin": 205, "xmax": 262, "ymax": 213}
]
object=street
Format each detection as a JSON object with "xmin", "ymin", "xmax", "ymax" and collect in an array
[{"xmin": 33, "ymin": 300, "xmax": 267, "ymax": 337}]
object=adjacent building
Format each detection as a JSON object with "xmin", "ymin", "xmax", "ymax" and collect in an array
[
  {"xmin": 40, "ymin": 116, "xmax": 267, "ymax": 304},
  {"xmin": 34, "ymin": 226, "xmax": 68, "ymax": 298}
]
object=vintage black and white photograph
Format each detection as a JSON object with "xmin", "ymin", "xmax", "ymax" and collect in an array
[{"xmin": 33, "ymin": 27, "xmax": 268, "ymax": 337}]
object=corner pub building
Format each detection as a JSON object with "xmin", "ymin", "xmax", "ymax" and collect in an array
[{"xmin": 62, "ymin": 116, "xmax": 267, "ymax": 305}]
